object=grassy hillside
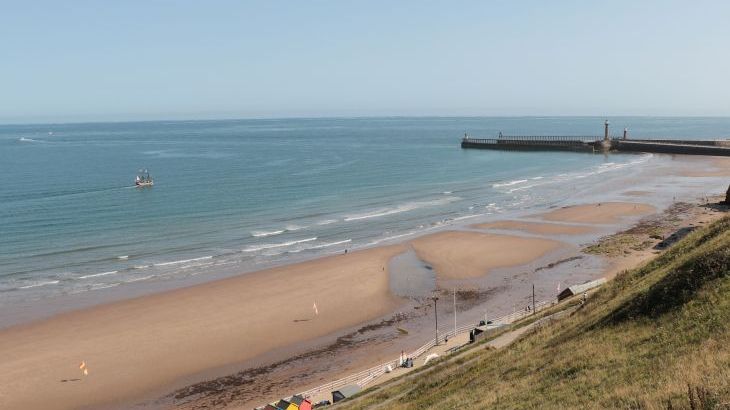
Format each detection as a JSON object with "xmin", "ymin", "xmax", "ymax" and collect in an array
[{"xmin": 341, "ymin": 216, "xmax": 730, "ymax": 409}]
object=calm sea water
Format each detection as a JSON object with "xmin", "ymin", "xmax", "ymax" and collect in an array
[{"xmin": 1, "ymin": 117, "xmax": 728, "ymax": 312}]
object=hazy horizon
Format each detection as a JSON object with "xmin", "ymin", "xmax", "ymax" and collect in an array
[{"xmin": 3, "ymin": 1, "xmax": 730, "ymax": 124}]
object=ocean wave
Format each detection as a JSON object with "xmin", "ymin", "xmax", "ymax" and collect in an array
[
  {"xmin": 344, "ymin": 197, "xmax": 460, "ymax": 222},
  {"xmin": 78, "ymin": 270, "xmax": 118, "ymax": 279},
  {"xmin": 308, "ymin": 239, "xmax": 352, "ymax": 250},
  {"xmin": 492, "ymin": 179, "xmax": 528, "ymax": 188},
  {"xmin": 117, "ymin": 255, "xmax": 129, "ymax": 260},
  {"xmin": 251, "ymin": 230, "xmax": 284, "ymax": 238},
  {"xmin": 19, "ymin": 280, "xmax": 59, "ymax": 289},
  {"xmin": 367, "ymin": 232, "xmax": 417, "ymax": 246},
  {"xmin": 18, "ymin": 137, "xmax": 41, "ymax": 143},
  {"xmin": 316, "ymin": 219, "xmax": 338, "ymax": 225},
  {"xmin": 126, "ymin": 275, "xmax": 153, "ymax": 283},
  {"xmin": 90, "ymin": 282, "xmax": 120, "ymax": 290},
  {"xmin": 153, "ymin": 256, "xmax": 213, "ymax": 267},
  {"xmin": 243, "ymin": 237, "xmax": 317, "ymax": 252},
  {"xmin": 285, "ymin": 224, "xmax": 305, "ymax": 231}
]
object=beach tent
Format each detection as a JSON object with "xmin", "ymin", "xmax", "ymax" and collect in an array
[
  {"xmin": 332, "ymin": 384, "xmax": 361, "ymax": 403},
  {"xmin": 275, "ymin": 399, "xmax": 291, "ymax": 410},
  {"xmin": 557, "ymin": 278, "xmax": 607, "ymax": 301}
]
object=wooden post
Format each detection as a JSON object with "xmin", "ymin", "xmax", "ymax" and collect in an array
[
  {"xmin": 433, "ymin": 296, "xmax": 439, "ymax": 345},
  {"xmin": 453, "ymin": 288, "xmax": 457, "ymax": 340},
  {"xmin": 532, "ymin": 284, "xmax": 536, "ymax": 315}
]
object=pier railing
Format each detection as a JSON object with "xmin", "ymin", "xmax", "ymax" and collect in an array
[{"xmin": 289, "ymin": 299, "xmax": 556, "ymax": 403}]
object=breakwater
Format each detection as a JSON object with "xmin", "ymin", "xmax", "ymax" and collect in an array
[{"xmin": 461, "ymin": 135, "xmax": 730, "ymax": 156}]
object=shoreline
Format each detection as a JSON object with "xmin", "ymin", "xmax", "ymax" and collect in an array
[{"xmin": 1, "ymin": 155, "xmax": 729, "ymax": 409}]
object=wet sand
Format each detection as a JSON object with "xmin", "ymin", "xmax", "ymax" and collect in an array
[
  {"xmin": 473, "ymin": 220, "xmax": 597, "ymax": 236},
  {"xmin": 535, "ymin": 202, "xmax": 656, "ymax": 224},
  {"xmin": 677, "ymin": 156, "xmax": 730, "ymax": 177}
]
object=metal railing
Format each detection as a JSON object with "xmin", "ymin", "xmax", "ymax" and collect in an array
[{"xmin": 290, "ymin": 299, "xmax": 556, "ymax": 402}]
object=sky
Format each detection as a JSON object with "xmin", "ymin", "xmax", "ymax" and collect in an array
[{"xmin": 1, "ymin": 0, "xmax": 730, "ymax": 123}]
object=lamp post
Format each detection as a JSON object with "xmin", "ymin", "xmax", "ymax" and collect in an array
[{"xmin": 432, "ymin": 295, "xmax": 439, "ymax": 345}]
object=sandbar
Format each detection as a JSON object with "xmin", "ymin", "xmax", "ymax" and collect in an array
[{"xmin": 410, "ymin": 231, "xmax": 565, "ymax": 280}]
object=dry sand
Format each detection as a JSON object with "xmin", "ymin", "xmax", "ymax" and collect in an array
[
  {"xmin": 410, "ymin": 231, "xmax": 565, "ymax": 280},
  {"xmin": 536, "ymin": 202, "xmax": 656, "ymax": 225},
  {"xmin": 0, "ymin": 245, "xmax": 406, "ymax": 410},
  {"xmin": 473, "ymin": 220, "xmax": 597, "ymax": 236}
]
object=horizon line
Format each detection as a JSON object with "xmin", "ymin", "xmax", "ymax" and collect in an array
[{"xmin": 3, "ymin": 114, "xmax": 730, "ymax": 128}]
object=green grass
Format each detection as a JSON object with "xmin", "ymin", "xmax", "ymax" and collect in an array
[{"xmin": 341, "ymin": 216, "xmax": 730, "ymax": 409}]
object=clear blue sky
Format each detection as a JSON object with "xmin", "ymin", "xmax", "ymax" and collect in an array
[{"xmin": 2, "ymin": 1, "xmax": 729, "ymax": 123}]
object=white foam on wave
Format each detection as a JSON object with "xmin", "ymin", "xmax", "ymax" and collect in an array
[
  {"xmin": 18, "ymin": 137, "xmax": 40, "ymax": 143},
  {"xmin": 19, "ymin": 280, "xmax": 59, "ymax": 289},
  {"xmin": 285, "ymin": 224, "xmax": 305, "ymax": 232},
  {"xmin": 251, "ymin": 230, "xmax": 284, "ymax": 238},
  {"xmin": 243, "ymin": 237, "xmax": 317, "ymax": 252},
  {"xmin": 367, "ymin": 232, "xmax": 417, "ymax": 246},
  {"xmin": 126, "ymin": 275, "xmax": 153, "ymax": 283},
  {"xmin": 153, "ymin": 256, "xmax": 213, "ymax": 267},
  {"xmin": 78, "ymin": 270, "xmax": 118, "ymax": 279},
  {"xmin": 91, "ymin": 282, "xmax": 120, "ymax": 290},
  {"xmin": 492, "ymin": 179, "xmax": 528, "ymax": 188},
  {"xmin": 452, "ymin": 214, "xmax": 487, "ymax": 221},
  {"xmin": 308, "ymin": 239, "xmax": 352, "ymax": 250},
  {"xmin": 117, "ymin": 255, "xmax": 129, "ymax": 260},
  {"xmin": 344, "ymin": 197, "xmax": 460, "ymax": 222},
  {"xmin": 316, "ymin": 219, "xmax": 338, "ymax": 226}
]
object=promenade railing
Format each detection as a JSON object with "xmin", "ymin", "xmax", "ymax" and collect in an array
[{"xmin": 292, "ymin": 298, "xmax": 557, "ymax": 402}]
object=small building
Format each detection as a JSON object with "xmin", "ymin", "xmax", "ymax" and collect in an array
[
  {"xmin": 275, "ymin": 399, "xmax": 291, "ymax": 410},
  {"xmin": 332, "ymin": 384, "xmax": 361, "ymax": 403},
  {"xmin": 470, "ymin": 325, "xmax": 488, "ymax": 343},
  {"xmin": 289, "ymin": 395, "xmax": 312, "ymax": 410},
  {"xmin": 557, "ymin": 278, "xmax": 607, "ymax": 301}
]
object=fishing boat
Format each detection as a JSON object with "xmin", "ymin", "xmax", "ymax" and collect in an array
[{"xmin": 135, "ymin": 169, "xmax": 154, "ymax": 187}]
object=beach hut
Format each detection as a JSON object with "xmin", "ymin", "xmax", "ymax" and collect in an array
[
  {"xmin": 288, "ymin": 395, "xmax": 312, "ymax": 410},
  {"xmin": 557, "ymin": 278, "xmax": 607, "ymax": 301},
  {"xmin": 275, "ymin": 399, "xmax": 291, "ymax": 410},
  {"xmin": 262, "ymin": 405, "xmax": 278, "ymax": 410},
  {"xmin": 332, "ymin": 384, "xmax": 361, "ymax": 403}
]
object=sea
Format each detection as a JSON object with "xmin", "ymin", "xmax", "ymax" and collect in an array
[{"xmin": 1, "ymin": 116, "xmax": 728, "ymax": 324}]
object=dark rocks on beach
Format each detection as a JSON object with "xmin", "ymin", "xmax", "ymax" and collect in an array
[{"xmin": 724, "ymin": 184, "xmax": 730, "ymax": 204}]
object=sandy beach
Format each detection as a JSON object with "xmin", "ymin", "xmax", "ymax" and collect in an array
[
  {"xmin": 0, "ymin": 245, "xmax": 406, "ymax": 409},
  {"xmin": 2, "ymin": 158, "xmax": 728, "ymax": 409}
]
